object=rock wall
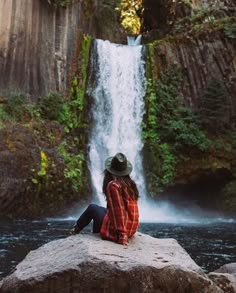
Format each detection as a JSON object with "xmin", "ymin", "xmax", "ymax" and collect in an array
[
  {"xmin": 143, "ymin": 1, "xmax": 236, "ymax": 213},
  {"xmin": 0, "ymin": 0, "xmax": 124, "ymax": 100},
  {"xmin": 148, "ymin": 31, "xmax": 236, "ymax": 113}
]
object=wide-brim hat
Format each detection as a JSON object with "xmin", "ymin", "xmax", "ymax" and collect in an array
[{"xmin": 105, "ymin": 153, "xmax": 132, "ymax": 176}]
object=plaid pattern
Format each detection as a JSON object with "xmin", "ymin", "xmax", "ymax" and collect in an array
[{"xmin": 100, "ymin": 180, "xmax": 139, "ymax": 245}]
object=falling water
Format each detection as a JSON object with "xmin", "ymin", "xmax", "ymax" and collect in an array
[
  {"xmin": 86, "ymin": 39, "xmax": 234, "ymax": 223},
  {"xmin": 88, "ymin": 39, "xmax": 146, "ymax": 205}
]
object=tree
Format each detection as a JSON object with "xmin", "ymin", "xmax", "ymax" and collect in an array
[{"xmin": 197, "ymin": 79, "xmax": 232, "ymax": 133}]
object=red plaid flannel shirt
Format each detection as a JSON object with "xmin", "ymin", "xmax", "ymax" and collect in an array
[{"xmin": 100, "ymin": 180, "xmax": 139, "ymax": 245}]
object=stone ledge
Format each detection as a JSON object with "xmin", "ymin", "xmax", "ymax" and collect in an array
[{"xmin": 0, "ymin": 232, "xmax": 222, "ymax": 293}]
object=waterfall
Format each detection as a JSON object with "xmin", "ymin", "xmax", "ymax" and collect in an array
[
  {"xmin": 127, "ymin": 35, "xmax": 142, "ymax": 46},
  {"xmin": 88, "ymin": 39, "xmax": 146, "ymax": 205},
  {"xmin": 86, "ymin": 38, "xmax": 222, "ymax": 224}
]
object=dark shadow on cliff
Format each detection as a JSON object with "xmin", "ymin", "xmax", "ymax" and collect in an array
[{"xmin": 158, "ymin": 168, "xmax": 233, "ymax": 215}]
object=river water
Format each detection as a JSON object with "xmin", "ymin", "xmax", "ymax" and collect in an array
[{"xmin": 0, "ymin": 220, "xmax": 236, "ymax": 279}]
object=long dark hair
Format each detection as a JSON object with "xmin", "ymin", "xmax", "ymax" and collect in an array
[{"xmin": 102, "ymin": 170, "xmax": 139, "ymax": 200}]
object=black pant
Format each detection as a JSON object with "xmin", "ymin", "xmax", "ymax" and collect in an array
[{"xmin": 76, "ymin": 204, "xmax": 106, "ymax": 233}]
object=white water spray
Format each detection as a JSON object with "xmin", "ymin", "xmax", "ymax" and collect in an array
[{"xmin": 88, "ymin": 39, "xmax": 146, "ymax": 206}]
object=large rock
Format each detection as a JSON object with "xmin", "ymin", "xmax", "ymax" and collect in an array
[
  {"xmin": 208, "ymin": 263, "xmax": 236, "ymax": 293},
  {"xmin": 0, "ymin": 232, "xmax": 222, "ymax": 293},
  {"xmin": 215, "ymin": 263, "xmax": 236, "ymax": 276}
]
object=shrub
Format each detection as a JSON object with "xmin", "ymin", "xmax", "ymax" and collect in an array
[
  {"xmin": 197, "ymin": 79, "xmax": 232, "ymax": 133},
  {"xmin": 224, "ymin": 22, "xmax": 236, "ymax": 40},
  {"xmin": 144, "ymin": 64, "xmax": 210, "ymax": 152},
  {"xmin": 3, "ymin": 90, "xmax": 27, "ymax": 120},
  {"xmin": 38, "ymin": 92, "xmax": 64, "ymax": 121}
]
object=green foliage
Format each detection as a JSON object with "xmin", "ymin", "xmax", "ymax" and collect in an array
[
  {"xmin": 224, "ymin": 22, "xmax": 236, "ymax": 39},
  {"xmin": 58, "ymin": 140, "xmax": 84, "ymax": 191},
  {"xmin": 145, "ymin": 64, "xmax": 210, "ymax": 152},
  {"xmin": 0, "ymin": 105, "xmax": 9, "ymax": 124},
  {"xmin": 3, "ymin": 90, "xmax": 27, "ymax": 120},
  {"xmin": 171, "ymin": 1, "xmax": 235, "ymax": 37},
  {"xmin": 37, "ymin": 151, "xmax": 49, "ymax": 177},
  {"xmin": 117, "ymin": 0, "xmax": 143, "ymax": 35},
  {"xmin": 38, "ymin": 92, "xmax": 64, "ymax": 121},
  {"xmin": 59, "ymin": 77, "xmax": 85, "ymax": 132},
  {"xmin": 32, "ymin": 151, "xmax": 49, "ymax": 185},
  {"xmin": 143, "ymin": 64, "xmax": 211, "ymax": 192},
  {"xmin": 159, "ymin": 143, "xmax": 176, "ymax": 186},
  {"xmin": 224, "ymin": 21, "xmax": 236, "ymax": 47},
  {"xmin": 59, "ymin": 35, "xmax": 91, "ymax": 132},
  {"xmin": 197, "ymin": 79, "xmax": 232, "ymax": 133},
  {"xmin": 142, "ymin": 79, "xmax": 159, "ymax": 143}
]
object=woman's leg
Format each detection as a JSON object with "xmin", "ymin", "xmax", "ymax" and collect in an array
[{"xmin": 75, "ymin": 204, "xmax": 106, "ymax": 233}]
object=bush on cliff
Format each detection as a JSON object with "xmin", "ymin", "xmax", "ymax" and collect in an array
[
  {"xmin": 38, "ymin": 92, "xmax": 64, "ymax": 121},
  {"xmin": 143, "ymin": 64, "xmax": 210, "ymax": 194},
  {"xmin": 3, "ymin": 90, "xmax": 28, "ymax": 121},
  {"xmin": 197, "ymin": 79, "xmax": 232, "ymax": 134}
]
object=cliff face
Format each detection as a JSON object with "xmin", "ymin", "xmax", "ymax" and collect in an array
[
  {"xmin": 149, "ymin": 32, "xmax": 236, "ymax": 114},
  {"xmin": 0, "ymin": 0, "xmax": 123, "ymax": 100},
  {"xmin": 142, "ymin": 0, "xmax": 236, "ymax": 214}
]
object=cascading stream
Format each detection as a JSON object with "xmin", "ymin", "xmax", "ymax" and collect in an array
[
  {"xmin": 88, "ymin": 39, "xmax": 146, "ymax": 205},
  {"xmin": 86, "ymin": 38, "xmax": 228, "ymax": 223}
]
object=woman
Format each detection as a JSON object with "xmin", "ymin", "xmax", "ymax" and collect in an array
[{"xmin": 72, "ymin": 153, "xmax": 139, "ymax": 245}]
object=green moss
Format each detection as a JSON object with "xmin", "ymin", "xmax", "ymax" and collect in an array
[
  {"xmin": 59, "ymin": 34, "xmax": 92, "ymax": 132},
  {"xmin": 58, "ymin": 140, "xmax": 85, "ymax": 192},
  {"xmin": 56, "ymin": 34, "xmax": 92, "ymax": 195},
  {"xmin": 143, "ymin": 64, "xmax": 211, "ymax": 194},
  {"xmin": 37, "ymin": 151, "xmax": 49, "ymax": 177},
  {"xmin": 169, "ymin": 6, "xmax": 236, "ymax": 39}
]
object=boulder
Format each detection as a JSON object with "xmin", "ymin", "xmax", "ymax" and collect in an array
[
  {"xmin": 208, "ymin": 263, "xmax": 236, "ymax": 293},
  {"xmin": 214, "ymin": 263, "xmax": 236, "ymax": 276},
  {"xmin": 1, "ymin": 232, "xmax": 222, "ymax": 293}
]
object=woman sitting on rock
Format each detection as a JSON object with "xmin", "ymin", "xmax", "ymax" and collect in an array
[{"xmin": 72, "ymin": 153, "xmax": 139, "ymax": 245}]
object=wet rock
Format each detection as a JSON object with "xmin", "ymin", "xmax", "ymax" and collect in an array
[
  {"xmin": 214, "ymin": 263, "xmax": 236, "ymax": 275},
  {"xmin": 1, "ymin": 232, "xmax": 222, "ymax": 293},
  {"xmin": 208, "ymin": 273, "xmax": 236, "ymax": 293},
  {"xmin": 209, "ymin": 263, "xmax": 236, "ymax": 293}
]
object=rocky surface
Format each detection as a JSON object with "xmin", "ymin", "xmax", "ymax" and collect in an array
[
  {"xmin": 208, "ymin": 263, "xmax": 236, "ymax": 293},
  {"xmin": 148, "ymin": 31, "xmax": 236, "ymax": 113},
  {"xmin": 144, "ymin": 18, "xmax": 236, "ymax": 211},
  {"xmin": 0, "ymin": 0, "xmax": 124, "ymax": 99},
  {"xmin": 0, "ymin": 232, "xmax": 222, "ymax": 293},
  {"xmin": 0, "ymin": 123, "xmax": 86, "ymax": 218}
]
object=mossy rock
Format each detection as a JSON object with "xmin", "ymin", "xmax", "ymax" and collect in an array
[{"xmin": 0, "ymin": 122, "xmax": 90, "ymax": 219}]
